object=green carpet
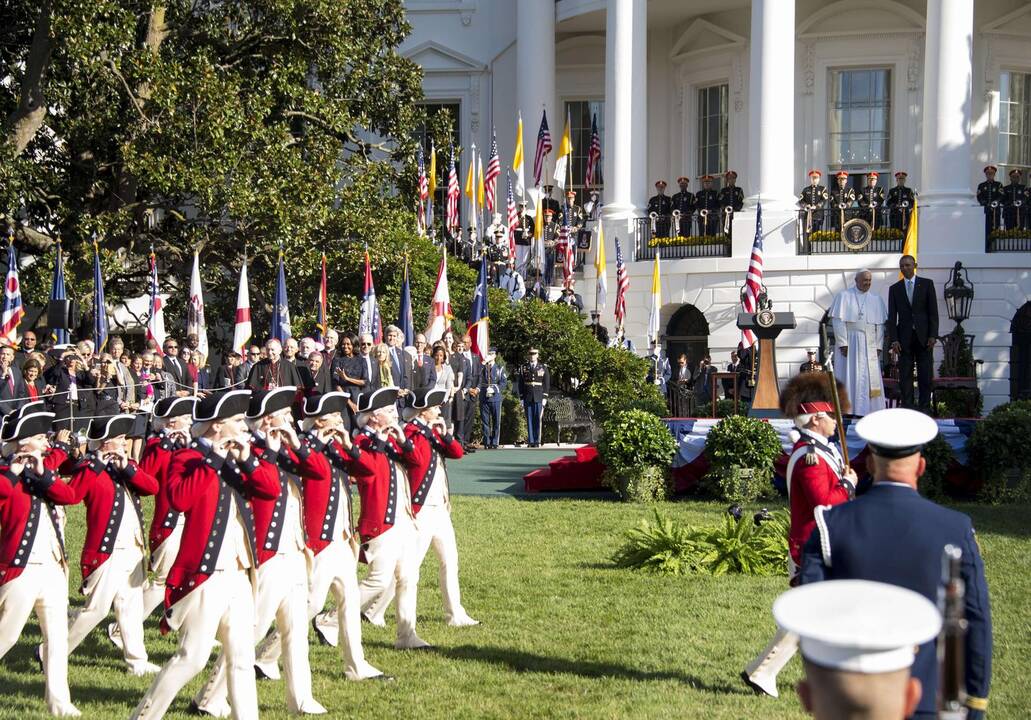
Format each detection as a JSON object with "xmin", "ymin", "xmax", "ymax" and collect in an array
[{"xmin": 447, "ymin": 446, "xmax": 614, "ymax": 498}]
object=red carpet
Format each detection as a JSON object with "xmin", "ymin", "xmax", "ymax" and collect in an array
[{"xmin": 523, "ymin": 446, "xmax": 607, "ymax": 493}]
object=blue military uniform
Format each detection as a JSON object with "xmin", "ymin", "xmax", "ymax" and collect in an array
[
  {"xmin": 517, "ymin": 357, "xmax": 549, "ymax": 447},
  {"xmin": 478, "ymin": 358, "xmax": 507, "ymax": 449}
]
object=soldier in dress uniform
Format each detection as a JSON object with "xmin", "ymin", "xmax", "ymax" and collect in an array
[
  {"xmin": 645, "ymin": 341, "xmax": 671, "ymax": 398},
  {"xmin": 977, "ymin": 165, "xmax": 1004, "ymax": 234},
  {"xmin": 540, "ymin": 184, "xmax": 561, "ymax": 217},
  {"xmin": 66, "ymin": 414, "xmax": 160, "ymax": 676},
  {"xmin": 743, "ymin": 373, "xmax": 856, "ymax": 698},
  {"xmin": 542, "ymin": 207, "xmax": 559, "ymax": 287},
  {"xmin": 798, "ymin": 350, "xmax": 823, "ymax": 375},
  {"xmin": 648, "ymin": 180, "xmax": 673, "ymax": 237},
  {"xmin": 717, "ymin": 170, "xmax": 745, "ymax": 236},
  {"xmin": 671, "ymin": 176, "xmax": 695, "ymax": 236},
  {"xmin": 1003, "ymin": 167, "xmax": 1028, "ymax": 231},
  {"xmin": 801, "ymin": 409, "xmax": 992, "ymax": 720},
  {"xmin": 695, "ymin": 176, "xmax": 720, "ymax": 236},
  {"xmin": 364, "ymin": 388, "xmax": 478, "ymax": 627},
  {"xmin": 478, "ymin": 349, "xmax": 507, "ymax": 449},
  {"xmin": 131, "ymin": 389, "xmax": 278, "ymax": 720},
  {"xmin": 828, "ymin": 171, "xmax": 856, "ymax": 231},
  {"xmin": 513, "ymin": 201, "xmax": 534, "ymax": 275},
  {"xmin": 0, "ymin": 411, "xmax": 81, "ymax": 717},
  {"xmin": 886, "ymin": 171, "xmax": 916, "ymax": 233},
  {"xmin": 798, "ymin": 170, "xmax": 829, "ymax": 234},
  {"xmin": 565, "ymin": 189, "xmax": 586, "ymax": 231},
  {"xmin": 518, "ymin": 348, "xmax": 549, "ymax": 448},
  {"xmin": 499, "ymin": 259, "xmax": 526, "ymax": 302},
  {"xmin": 856, "ymin": 171, "xmax": 884, "ymax": 228}
]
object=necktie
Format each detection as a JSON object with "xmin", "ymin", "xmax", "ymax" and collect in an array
[{"xmin": 906, "ymin": 279, "xmax": 914, "ymax": 304}]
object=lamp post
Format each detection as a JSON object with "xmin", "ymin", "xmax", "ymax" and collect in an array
[{"xmin": 943, "ymin": 261, "xmax": 975, "ymax": 332}]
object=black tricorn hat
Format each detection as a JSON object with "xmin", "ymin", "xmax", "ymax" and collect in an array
[
  {"xmin": 355, "ymin": 387, "xmax": 399, "ymax": 413},
  {"xmin": 194, "ymin": 389, "xmax": 251, "ymax": 422},
  {"xmin": 2, "ymin": 412, "xmax": 55, "ymax": 442},
  {"xmin": 153, "ymin": 396, "xmax": 198, "ymax": 419},
  {"xmin": 246, "ymin": 386, "xmax": 297, "ymax": 419},
  {"xmin": 407, "ymin": 388, "xmax": 448, "ymax": 411},
  {"xmin": 87, "ymin": 414, "xmax": 136, "ymax": 441},
  {"xmin": 303, "ymin": 391, "xmax": 350, "ymax": 417}
]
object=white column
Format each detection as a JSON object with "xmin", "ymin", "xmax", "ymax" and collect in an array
[
  {"xmin": 517, "ymin": 0, "xmax": 555, "ymax": 189},
  {"xmin": 921, "ymin": 0, "xmax": 974, "ymax": 204},
  {"xmin": 602, "ymin": 0, "xmax": 647, "ymax": 221},
  {"xmin": 745, "ymin": 0, "xmax": 795, "ymax": 210}
]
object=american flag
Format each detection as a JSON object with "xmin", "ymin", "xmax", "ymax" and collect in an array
[
  {"xmin": 614, "ymin": 236, "xmax": 629, "ymax": 329},
  {"xmin": 740, "ymin": 204, "xmax": 765, "ymax": 347},
  {"xmin": 485, "ymin": 130, "xmax": 501, "ymax": 212},
  {"xmin": 146, "ymin": 251, "xmax": 167, "ymax": 355},
  {"xmin": 533, "ymin": 109, "xmax": 552, "ymax": 187},
  {"xmin": 446, "ymin": 145, "xmax": 461, "ymax": 235},
  {"xmin": 417, "ymin": 145, "xmax": 428, "ymax": 234},
  {"xmin": 585, "ymin": 113, "xmax": 601, "ymax": 188},
  {"xmin": 559, "ymin": 207, "xmax": 573, "ymax": 288},
  {"xmin": 0, "ymin": 236, "xmax": 24, "ymax": 346},
  {"xmin": 506, "ymin": 173, "xmax": 518, "ymax": 257}
]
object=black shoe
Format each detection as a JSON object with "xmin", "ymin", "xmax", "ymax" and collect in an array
[
  {"xmin": 371, "ymin": 674, "xmax": 396, "ymax": 682},
  {"xmin": 255, "ymin": 664, "xmax": 272, "ymax": 681},
  {"xmin": 34, "ymin": 645, "xmax": 43, "ymax": 673},
  {"xmin": 740, "ymin": 670, "xmax": 765, "ymax": 696},
  {"xmin": 464, "ymin": 446, "xmax": 476, "ymax": 454},
  {"xmin": 312, "ymin": 617, "xmax": 330, "ymax": 646}
]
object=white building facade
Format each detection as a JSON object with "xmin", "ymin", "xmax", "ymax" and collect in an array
[{"xmin": 402, "ymin": 0, "xmax": 1031, "ymax": 411}]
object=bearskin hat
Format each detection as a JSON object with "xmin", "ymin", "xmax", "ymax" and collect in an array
[{"xmin": 779, "ymin": 372, "xmax": 850, "ymax": 418}]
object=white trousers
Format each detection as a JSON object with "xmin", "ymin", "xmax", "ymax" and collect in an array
[
  {"xmin": 743, "ymin": 627, "xmax": 799, "ymax": 696},
  {"xmin": 143, "ymin": 525, "xmax": 183, "ymax": 617},
  {"xmin": 257, "ymin": 538, "xmax": 381, "ymax": 680},
  {"xmin": 0, "ymin": 562, "xmax": 78, "ymax": 716},
  {"xmin": 357, "ymin": 524, "xmax": 421, "ymax": 647},
  {"xmin": 365, "ymin": 506, "xmax": 471, "ymax": 625},
  {"xmin": 196, "ymin": 551, "xmax": 321, "ymax": 715},
  {"xmin": 131, "ymin": 568, "xmax": 258, "ymax": 720},
  {"xmin": 67, "ymin": 547, "xmax": 151, "ymax": 673}
]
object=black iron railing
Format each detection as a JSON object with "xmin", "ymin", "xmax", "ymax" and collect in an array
[
  {"xmin": 986, "ymin": 232, "xmax": 1031, "ymax": 253},
  {"xmin": 796, "ymin": 208, "xmax": 907, "ymax": 255},
  {"xmin": 632, "ymin": 215, "xmax": 732, "ymax": 261}
]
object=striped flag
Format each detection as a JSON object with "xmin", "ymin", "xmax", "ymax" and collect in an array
[
  {"xmin": 397, "ymin": 259, "xmax": 414, "ymax": 347},
  {"xmin": 899, "ymin": 197, "xmax": 918, "ymax": 279},
  {"xmin": 740, "ymin": 204, "xmax": 765, "ymax": 347},
  {"xmin": 585, "ymin": 113, "xmax": 601, "ymax": 188},
  {"xmin": 513, "ymin": 112, "xmax": 526, "ymax": 196},
  {"xmin": 417, "ymin": 145, "xmax": 428, "ymax": 235},
  {"xmin": 270, "ymin": 249, "xmax": 291, "ymax": 343},
  {"xmin": 464, "ymin": 144, "xmax": 478, "ymax": 231},
  {"xmin": 0, "ymin": 235, "xmax": 23, "ymax": 347},
  {"xmin": 315, "ymin": 253, "xmax": 328, "ymax": 343},
  {"xmin": 561, "ymin": 206, "xmax": 575, "ymax": 289},
  {"xmin": 553, "ymin": 112, "xmax": 573, "ymax": 189},
  {"xmin": 485, "ymin": 129, "xmax": 501, "ymax": 212},
  {"xmin": 594, "ymin": 223, "xmax": 607, "ymax": 309},
  {"xmin": 467, "ymin": 256, "xmax": 490, "ymax": 361},
  {"xmin": 92, "ymin": 242, "xmax": 109, "ymax": 353},
  {"xmin": 506, "ymin": 173, "xmax": 519, "ymax": 258},
  {"xmin": 49, "ymin": 241, "xmax": 68, "ymax": 345},
  {"xmin": 358, "ymin": 250, "xmax": 382, "ymax": 343},
  {"xmin": 533, "ymin": 109, "xmax": 552, "ymax": 187},
  {"xmin": 187, "ymin": 250, "xmax": 208, "ymax": 358},
  {"xmin": 146, "ymin": 251, "xmax": 166, "ymax": 355},
  {"xmin": 233, "ymin": 259, "xmax": 252, "ymax": 358},
  {"xmin": 427, "ymin": 143, "xmax": 437, "ymax": 234},
  {"xmin": 425, "ymin": 247, "xmax": 453, "ymax": 344},
  {"xmin": 477, "ymin": 154, "xmax": 485, "ymax": 211},
  {"xmin": 647, "ymin": 249, "xmax": 661, "ymax": 344},
  {"xmin": 446, "ymin": 145, "xmax": 461, "ymax": 235},
  {"xmin": 614, "ymin": 237, "xmax": 629, "ymax": 331}
]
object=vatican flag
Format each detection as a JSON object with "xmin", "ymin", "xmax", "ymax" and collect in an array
[
  {"xmin": 513, "ymin": 112, "xmax": 526, "ymax": 196},
  {"xmin": 647, "ymin": 249, "xmax": 661, "ymax": 344},
  {"xmin": 594, "ymin": 223, "xmax": 607, "ymax": 309},
  {"xmin": 553, "ymin": 113, "xmax": 573, "ymax": 190},
  {"xmin": 899, "ymin": 197, "xmax": 918, "ymax": 279}
]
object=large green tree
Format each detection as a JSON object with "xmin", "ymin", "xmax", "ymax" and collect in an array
[{"xmin": 0, "ymin": 0, "xmax": 473, "ymax": 346}]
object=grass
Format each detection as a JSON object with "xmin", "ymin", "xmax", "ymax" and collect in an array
[{"xmin": 2, "ymin": 496, "xmax": 1029, "ymax": 719}]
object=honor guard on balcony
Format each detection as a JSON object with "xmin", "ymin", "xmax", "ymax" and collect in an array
[
  {"xmin": 717, "ymin": 170, "xmax": 745, "ymax": 236},
  {"xmin": 798, "ymin": 170, "xmax": 829, "ymax": 234},
  {"xmin": 671, "ymin": 176, "xmax": 695, "ymax": 236},
  {"xmin": 539, "ymin": 184, "xmax": 561, "ymax": 217},
  {"xmin": 828, "ymin": 171, "xmax": 856, "ymax": 231},
  {"xmin": 695, "ymin": 176, "xmax": 720, "ymax": 236},
  {"xmin": 798, "ymin": 350, "xmax": 823, "ymax": 375},
  {"xmin": 886, "ymin": 171, "xmax": 917, "ymax": 233},
  {"xmin": 542, "ymin": 207, "xmax": 559, "ymax": 287},
  {"xmin": 1003, "ymin": 168, "xmax": 1028, "ymax": 231},
  {"xmin": 977, "ymin": 165, "xmax": 1004, "ymax": 234},
  {"xmin": 856, "ymin": 172, "xmax": 884, "ymax": 230},
  {"xmin": 565, "ymin": 189, "xmax": 586, "ymax": 231},
  {"xmin": 648, "ymin": 180, "xmax": 672, "ymax": 237},
  {"xmin": 513, "ymin": 201, "xmax": 533, "ymax": 275}
]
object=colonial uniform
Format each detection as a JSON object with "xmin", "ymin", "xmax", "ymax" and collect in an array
[
  {"xmin": 131, "ymin": 390, "xmax": 279, "ymax": 720},
  {"xmin": 885, "ymin": 171, "xmax": 916, "ymax": 232},
  {"xmin": 518, "ymin": 353, "xmax": 550, "ymax": 447},
  {"xmin": 856, "ymin": 172, "xmax": 885, "ymax": 228},
  {"xmin": 671, "ymin": 177, "xmax": 695, "ymax": 236},
  {"xmin": 798, "ymin": 170, "xmax": 828, "ymax": 233},
  {"xmin": 976, "ymin": 166, "xmax": 1004, "ymax": 234},
  {"xmin": 1002, "ymin": 169, "xmax": 1028, "ymax": 230},
  {"xmin": 0, "ymin": 412, "xmax": 80, "ymax": 717},
  {"xmin": 647, "ymin": 180, "xmax": 673, "ymax": 237},
  {"xmin": 828, "ymin": 172, "xmax": 856, "ymax": 231},
  {"xmin": 695, "ymin": 177, "xmax": 720, "ymax": 236},
  {"xmin": 66, "ymin": 415, "xmax": 159, "ymax": 676},
  {"xmin": 801, "ymin": 409, "xmax": 992, "ymax": 720},
  {"xmin": 717, "ymin": 171, "xmax": 744, "ymax": 236},
  {"xmin": 478, "ymin": 356, "xmax": 507, "ymax": 449}
]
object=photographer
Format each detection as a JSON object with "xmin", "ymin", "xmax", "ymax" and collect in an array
[
  {"xmin": 694, "ymin": 355, "xmax": 716, "ymax": 408},
  {"xmin": 85, "ymin": 354, "xmax": 123, "ymax": 421},
  {"xmin": 45, "ymin": 350, "xmax": 93, "ymax": 434}
]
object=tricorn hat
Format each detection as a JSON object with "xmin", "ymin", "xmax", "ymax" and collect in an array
[
  {"xmin": 87, "ymin": 414, "xmax": 136, "ymax": 442},
  {"xmin": 246, "ymin": 386, "xmax": 297, "ymax": 419},
  {"xmin": 303, "ymin": 391, "xmax": 350, "ymax": 418},
  {"xmin": 1, "ymin": 412, "xmax": 55, "ymax": 443},
  {"xmin": 153, "ymin": 396, "xmax": 198, "ymax": 420},
  {"xmin": 407, "ymin": 388, "xmax": 448, "ymax": 411},
  {"xmin": 194, "ymin": 389, "xmax": 251, "ymax": 422},
  {"xmin": 355, "ymin": 387, "xmax": 399, "ymax": 414}
]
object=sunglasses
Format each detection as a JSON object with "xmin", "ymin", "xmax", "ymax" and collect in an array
[
  {"xmin": 360, "ymin": 342, "xmax": 371, "ymax": 347},
  {"xmin": 248, "ymin": 352, "xmax": 260, "ymax": 356},
  {"xmin": 165, "ymin": 345, "xmax": 178, "ymax": 350}
]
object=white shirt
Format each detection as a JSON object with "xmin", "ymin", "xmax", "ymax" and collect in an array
[
  {"xmin": 278, "ymin": 480, "xmax": 305, "ymax": 553},
  {"xmin": 26, "ymin": 503, "xmax": 63, "ymax": 564},
  {"xmin": 113, "ymin": 486, "xmax": 146, "ymax": 551}
]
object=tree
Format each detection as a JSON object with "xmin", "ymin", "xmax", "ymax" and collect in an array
[{"xmin": 1, "ymin": 0, "xmax": 462, "ymax": 346}]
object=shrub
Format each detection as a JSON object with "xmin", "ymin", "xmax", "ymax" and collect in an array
[
  {"xmin": 702, "ymin": 415, "xmax": 783, "ymax": 502},
  {"xmin": 966, "ymin": 401, "xmax": 1031, "ymax": 503},
  {"xmin": 601, "ymin": 466, "xmax": 672, "ymax": 504},
  {"xmin": 693, "ymin": 399, "xmax": 750, "ymax": 418},
  {"xmin": 597, "ymin": 409, "xmax": 679, "ymax": 502},
  {"xmin": 918, "ymin": 434, "xmax": 954, "ymax": 501},
  {"xmin": 499, "ymin": 391, "xmax": 527, "ymax": 445}
]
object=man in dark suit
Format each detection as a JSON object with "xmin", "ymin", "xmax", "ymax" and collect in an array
[
  {"xmin": 0, "ymin": 344, "xmax": 26, "ymax": 413},
  {"xmin": 384, "ymin": 325, "xmax": 413, "ymax": 390},
  {"xmin": 161, "ymin": 337, "xmax": 190, "ymax": 397},
  {"xmin": 451, "ymin": 335, "xmax": 481, "ymax": 450},
  {"xmin": 886, "ymin": 255, "xmax": 938, "ymax": 411},
  {"xmin": 801, "ymin": 409, "xmax": 991, "ymax": 720}
]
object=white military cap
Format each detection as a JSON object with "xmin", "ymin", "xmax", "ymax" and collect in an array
[
  {"xmin": 773, "ymin": 580, "xmax": 941, "ymax": 674},
  {"xmin": 854, "ymin": 408, "xmax": 938, "ymax": 458}
]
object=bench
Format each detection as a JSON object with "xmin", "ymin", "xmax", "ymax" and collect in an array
[{"xmin": 542, "ymin": 395, "xmax": 596, "ymax": 444}]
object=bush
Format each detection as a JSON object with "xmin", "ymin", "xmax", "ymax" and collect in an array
[
  {"xmin": 499, "ymin": 391, "xmax": 527, "ymax": 445},
  {"xmin": 693, "ymin": 399, "xmax": 750, "ymax": 418},
  {"xmin": 612, "ymin": 509, "xmax": 789, "ymax": 576},
  {"xmin": 966, "ymin": 401, "xmax": 1031, "ymax": 503},
  {"xmin": 602, "ymin": 466, "xmax": 672, "ymax": 504},
  {"xmin": 919, "ymin": 434, "xmax": 954, "ymax": 500},
  {"xmin": 702, "ymin": 415, "xmax": 783, "ymax": 502},
  {"xmin": 597, "ymin": 409, "xmax": 679, "ymax": 502}
]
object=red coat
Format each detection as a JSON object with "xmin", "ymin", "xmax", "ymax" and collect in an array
[
  {"xmin": 787, "ymin": 432, "xmax": 853, "ymax": 566},
  {"xmin": 350, "ymin": 429, "xmax": 412, "ymax": 542},
  {"xmin": 249, "ymin": 437, "xmax": 314, "ymax": 566},
  {"xmin": 402, "ymin": 421, "xmax": 463, "ymax": 515},
  {"xmin": 162, "ymin": 441, "xmax": 279, "ymax": 621},
  {"xmin": 43, "ymin": 441, "xmax": 71, "ymax": 474},
  {"xmin": 141, "ymin": 434, "xmax": 182, "ymax": 552},
  {"xmin": 68, "ymin": 457, "xmax": 158, "ymax": 582},
  {"xmin": 0, "ymin": 464, "xmax": 77, "ymax": 586},
  {"xmin": 296, "ymin": 433, "xmax": 362, "ymax": 556}
]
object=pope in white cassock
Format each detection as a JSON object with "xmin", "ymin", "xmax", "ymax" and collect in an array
[{"xmin": 829, "ymin": 269, "xmax": 888, "ymax": 416}]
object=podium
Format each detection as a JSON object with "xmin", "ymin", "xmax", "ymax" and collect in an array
[{"xmin": 737, "ymin": 312, "xmax": 796, "ymax": 418}]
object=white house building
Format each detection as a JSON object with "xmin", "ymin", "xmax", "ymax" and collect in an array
[{"xmin": 402, "ymin": 0, "xmax": 1031, "ymax": 411}]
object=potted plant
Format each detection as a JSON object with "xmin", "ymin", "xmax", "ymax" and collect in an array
[
  {"xmin": 597, "ymin": 409, "xmax": 679, "ymax": 502},
  {"xmin": 702, "ymin": 415, "xmax": 782, "ymax": 503}
]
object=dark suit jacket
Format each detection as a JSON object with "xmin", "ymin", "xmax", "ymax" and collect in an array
[
  {"xmin": 887, "ymin": 275, "xmax": 939, "ymax": 347},
  {"xmin": 387, "ymin": 347, "xmax": 412, "ymax": 390},
  {"xmin": 246, "ymin": 359, "xmax": 302, "ymax": 391},
  {"xmin": 213, "ymin": 364, "xmax": 246, "ymax": 390},
  {"xmin": 162, "ymin": 355, "xmax": 188, "ymax": 393},
  {"xmin": 0, "ymin": 365, "xmax": 26, "ymax": 414}
]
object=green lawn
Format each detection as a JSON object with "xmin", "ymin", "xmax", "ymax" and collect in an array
[{"xmin": 2, "ymin": 496, "xmax": 1028, "ymax": 719}]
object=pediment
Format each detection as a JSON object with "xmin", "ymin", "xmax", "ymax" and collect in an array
[
  {"xmin": 799, "ymin": 0, "xmax": 923, "ymax": 38},
  {"xmin": 404, "ymin": 41, "xmax": 485, "ymax": 73},
  {"xmin": 982, "ymin": 5, "xmax": 1031, "ymax": 37},
  {"xmin": 671, "ymin": 18, "xmax": 746, "ymax": 62}
]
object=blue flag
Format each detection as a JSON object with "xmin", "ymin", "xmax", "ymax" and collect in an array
[
  {"xmin": 270, "ymin": 250, "xmax": 291, "ymax": 343},
  {"xmin": 92, "ymin": 243, "xmax": 109, "ymax": 352},
  {"xmin": 50, "ymin": 243, "xmax": 69, "ymax": 345},
  {"xmin": 397, "ymin": 260, "xmax": 414, "ymax": 347},
  {"xmin": 467, "ymin": 256, "xmax": 490, "ymax": 360}
]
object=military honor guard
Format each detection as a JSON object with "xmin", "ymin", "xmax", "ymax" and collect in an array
[
  {"xmin": 976, "ymin": 164, "xmax": 1004, "ymax": 233},
  {"xmin": 886, "ymin": 170, "xmax": 916, "ymax": 232},
  {"xmin": 499, "ymin": 259, "xmax": 526, "ymax": 302},
  {"xmin": 542, "ymin": 207, "xmax": 559, "ymax": 286},
  {"xmin": 856, "ymin": 171, "xmax": 884, "ymax": 229},
  {"xmin": 742, "ymin": 373, "xmax": 856, "ymax": 698},
  {"xmin": 798, "ymin": 170, "xmax": 828, "ymax": 234},
  {"xmin": 131, "ymin": 389, "xmax": 278, "ymax": 720},
  {"xmin": 798, "ymin": 350, "xmax": 822, "ymax": 375},
  {"xmin": 539, "ymin": 184, "xmax": 561, "ymax": 217},
  {"xmin": 671, "ymin": 176, "xmax": 695, "ymax": 236},
  {"xmin": 518, "ymin": 348, "xmax": 549, "ymax": 448},
  {"xmin": 66, "ymin": 414, "xmax": 160, "ymax": 676},
  {"xmin": 828, "ymin": 171, "xmax": 856, "ymax": 231},
  {"xmin": 695, "ymin": 175, "xmax": 720, "ymax": 236},
  {"xmin": 647, "ymin": 180, "xmax": 673, "ymax": 237},
  {"xmin": 800, "ymin": 409, "xmax": 992, "ymax": 719},
  {"xmin": 646, "ymin": 341, "xmax": 671, "ymax": 397},
  {"xmin": 1003, "ymin": 167, "xmax": 1028, "ymax": 230},
  {"xmin": 478, "ymin": 349, "xmax": 506, "ymax": 449},
  {"xmin": 717, "ymin": 170, "xmax": 744, "ymax": 235},
  {"xmin": 0, "ymin": 411, "xmax": 81, "ymax": 717},
  {"xmin": 513, "ymin": 201, "xmax": 533, "ymax": 274}
]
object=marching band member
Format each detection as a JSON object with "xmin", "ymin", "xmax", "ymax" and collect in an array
[
  {"xmin": 256, "ymin": 391, "xmax": 387, "ymax": 681},
  {"xmin": 131, "ymin": 389, "xmax": 278, "ymax": 720},
  {"xmin": 364, "ymin": 388, "xmax": 478, "ymax": 627},
  {"xmin": 66, "ymin": 414, "xmax": 160, "ymax": 676},
  {"xmin": 0, "ymin": 411, "xmax": 81, "ymax": 717},
  {"xmin": 193, "ymin": 386, "xmax": 327, "ymax": 715},
  {"xmin": 742, "ymin": 373, "xmax": 855, "ymax": 698}
]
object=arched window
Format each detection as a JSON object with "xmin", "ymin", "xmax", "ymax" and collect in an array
[
  {"xmin": 1011, "ymin": 303, "xmax": 1031, "ymax": 400},
  {"xmin": 665, "ymin": 304, "xmax": 710, "ymax": 366}
]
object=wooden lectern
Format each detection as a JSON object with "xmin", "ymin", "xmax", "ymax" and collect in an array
[{"xmin": 737, "ymin": 311, "xmax": 796, "ymax": 418}]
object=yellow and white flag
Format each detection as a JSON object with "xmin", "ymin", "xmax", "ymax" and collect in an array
[
  {"xmin": 553, "ymin": 113, "xmax": 573, "ymax": 190},
  {"xmin": 647, "ymin": 249, "xmax": 661, "ymax": 344},
  {"xmin": 899, "ymin": 198, "xmax": 918, "ymax": 279},
  {"xmin": 594, "ymin": 223, "xmax": 607, "ymax": 309},
  {"xmin": 513, "ymin": 112, "xmax": 526, "ymax": 196},
  {"xmin": 464, "ymin": 144, "xmax": 478, "ymax": 228}
]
